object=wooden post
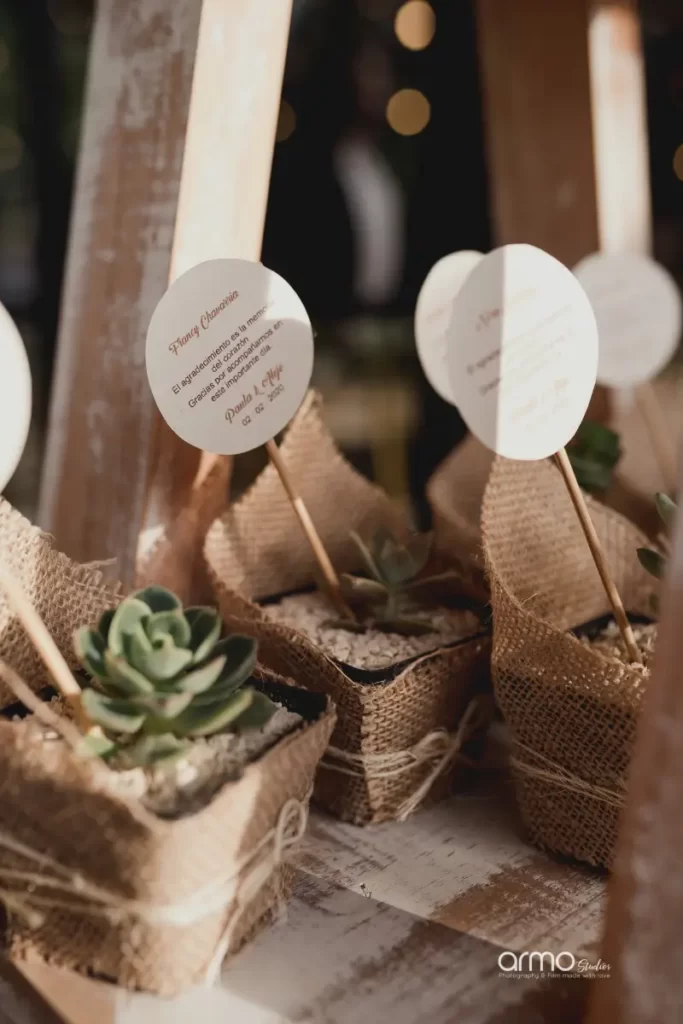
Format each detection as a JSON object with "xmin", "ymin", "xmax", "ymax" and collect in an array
[
  {"xmin": 475, "ymin": 0, "xmax": 652, "ymax": 423},
  {"xmin": 587, "ymin": 458, "xmax": 683, "ymax": 1023},
  {"xmin": 40, "ymin": 0, "xmax": 293, "ymax": 588}
]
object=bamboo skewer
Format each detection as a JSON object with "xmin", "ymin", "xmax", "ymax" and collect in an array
[
  {"xmin": 265, "ymin": 439, "xmax": 354, "ymax": 620},
  {"xmin": 555, "ymin": 447, "xmax": 642, "ymax": 664},
  {"xmin": 0, "ymin": 564, "xmax": 91, "ymax": 731}
]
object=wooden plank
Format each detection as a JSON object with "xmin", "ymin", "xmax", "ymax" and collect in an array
[
  {"xmin": 16, "ymin": 876, "xmax": 589, "ymax": 1024},
  {"xmin": 38, "ymin": 0, "xmax": 203, "ymax": 583},
  {"xmin": 137, "ymin": 0, "xmax": 293, "ymax": 562},
  {"xmin": 297, "ymin": 768, "xmax": 605, "ymax": 957},
  {"xmin": 587, "ymin": 454, "xmax": 683, "ymax": 1022}
]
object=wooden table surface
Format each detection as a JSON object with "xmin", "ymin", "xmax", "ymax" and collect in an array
[{"xmin": 0, "ymin": 744, "xmax": 606, "ymax": 1024}]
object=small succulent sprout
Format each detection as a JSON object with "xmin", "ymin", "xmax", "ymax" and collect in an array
[
  {"xmin": 326, "ymin": 528, "xmax": 461, "ymax": 637},
  {"xmin": 567, "ymin": 421, "xmax": 622, "ymax": 495},
  {"xmin": 637, "ymin": 493, "xmax": 677, "ymax": 613},
  {"xmin": 74, "ymin": 585, "xmax": 275, "ymax": 767}
]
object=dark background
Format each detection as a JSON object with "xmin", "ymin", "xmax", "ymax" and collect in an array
[{"xmin": 1, "ymin": 0, "xmax": 682, "ymax": 523}]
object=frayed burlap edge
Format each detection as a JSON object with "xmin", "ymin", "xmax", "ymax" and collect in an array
[
  {"xmin": 482, "ymin": 456, "xmax": 655, "ymax": 869},
  {"xmin": 2, "ymin": 668, "xmax": 335, "ymax": 997},
  {"xmin": 0, "ymin": 499, "xmax": 124, "ymax": 702},
  {"xmin": 205, "ymin": 391, "xmax": 493, "ymax": 825}
]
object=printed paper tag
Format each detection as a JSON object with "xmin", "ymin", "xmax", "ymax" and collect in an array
[
  {"xmin": 415, "ymin": 250, "xmax": 483, "ymax": 402},
  {"xmin": 0, "ymin": 304, "xmax": 32, "ymax": 493},
  {"xmin": 574, "ymin": 251, "xmax": 682, "ymax": 389},
  {"xmin": 146, "ymin": 259, "xmax": 314, "ymax": 454},
  {"xmin": 447, "ymin": 243, "xmax": 598, "ymax": 460}
]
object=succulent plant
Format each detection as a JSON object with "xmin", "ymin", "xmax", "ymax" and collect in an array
[
  {"xmin": 637, "ymin": 493, "xmax": 676, "ymax": 613},
  {"xmin": 74, "ymin": 585, "xmax": 275, "ymax": 766},
  {"xmin": 325, "ymin": 528, "xmax": 460, "ymax": 637},
  {"xmin": 567, "ymin": 421, "xmax": 622, "ymax": 495}
]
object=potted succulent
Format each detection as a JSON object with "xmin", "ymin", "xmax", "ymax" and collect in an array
[
  {"xmin": 0, "ymin": 501, "xmax": 334, "ymax": 997},
  {"xmin": 482, "ymin": 456, "xmax": 658, "ymax": 869},
  {"xmin": 205, "ymin": 392, "xmax": 492, "ymax": 826}
]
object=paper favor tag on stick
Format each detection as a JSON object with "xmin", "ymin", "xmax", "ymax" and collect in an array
[
  {"xmin": 146, "ymin": 259, "xmax": 314, "ymax": 455},
  {"xmin": 415, "ymin": 250, "xmax": 483, "ymax": 402},
  {"xmin": 447, "ymin": 243, "xmax": 598, "ymax": 460},
  {"xmin": 0, "ymin": 303, "xmax": 32, "ymax": 493},
  {"xmin": 574, "ymin": 251, "xmax": 682, "ymax": 389}
]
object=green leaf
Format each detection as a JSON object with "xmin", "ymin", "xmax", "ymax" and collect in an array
[
  {"xmin": 74, "ymin": 627, "xmax": 109, "ymax": 682},
  {"xmin": 104, "ymin": 651, "xmax": 156, "ymax": 695},
  {"xmin": 132, "ymin": 690, "xmax": 194, "ymax": 721},
  {"xmin": 123, "ymin": 734, "xmax": 191, "ymax": 768},
  {"xmin": 97, "ymin": 609, "xmax": 116, "ymax": 644},
  {"xmin": 567, "ymin": 453, "xmax": 614, "ymax": 494},
  {"xmin": 131, "ymin": 586, "xmax": 182, "ymax": 614},
  {"xmin": 339, "ymin": 574, "xmax": 387, "ymax": 603},
  {"xmin": 211, "ymin": 634, "xmax": 257, "ymax": 689},
  {"xmin": 145, "ymin": 610, "xmax": 192, "ymax": 649},
  {"xmin": 107, "ymin": 598, "xmax": 151, "ymax": 656},
  {"xmin": 185, "ymin": 607, "xmax": 222, "ymax": 664},
  {"xmin": 172, "ymin": 688, "xmax": 255, "ymax": 737},
  {"xmin": 637, "ymin": 547, "xmax": 666, "ymax": 580},
  {"xmin": 376, "ymin": 617, "xmax": 434, "ymax": 636},
  {"xmin": 349, "ymin": 531, "xmax": 384, "ymax": 583},
  {"xmin": 132, "ymin": 635, "xmax": 193, "ymax": 682},
  {"xmin": 123, "ymin": 620, "xmax": 154, "ymax": 672},
  {"xmin": 405, "ymin": 532, "xmax": 433, "ymax": 577},
  {"xmin": 655, "ymin": 493, "xmax": 677, "ymax": 531},
  {"xmin": 574, "ymin": 421, "xmax": 621, "ymax": 462},
  {"xmin": 231, "ymin": 690, "xmax": 277, "ymax": 730},
  {"xmin": 81, "ymin": 689, "xmax": 146, "ymax": 734},
  {"xmin": 75, "ymin": 731, "xmax": 118, "ymax": 761},
  {"xmin": 320, "ymin": 617, "xmax": 368, "ymax": 634},
  {"xmin": 175, "ymin": 655, "xmax": 226, "ymax": 694}
]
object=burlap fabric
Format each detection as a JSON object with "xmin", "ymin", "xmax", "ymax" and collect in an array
[
  {"xmin": 205, "ymin": 391, "xmax": 492, "ymax": 825},
  {"xmin": 482, "ymin": 456, "xmax": 655, "ymax": 869},
  {"xmin": 427, "ymin": 435, "xmax": 494, "ymax": 602},
  {"xmin": 0, "ymin": 499, "xmax": 123, "ymax": 701},
  {"xmin": 135, "ymin": 455, "xmax": 232, "ymax": 605}
]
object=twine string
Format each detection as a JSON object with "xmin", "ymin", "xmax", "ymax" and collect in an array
[
  {"xmin": 510, "ymin": 742, "xmax": 626, "ymax": 810},
  {"xmin": 320, "ymin": 697, "xmax": 490, "ymax": 822}
]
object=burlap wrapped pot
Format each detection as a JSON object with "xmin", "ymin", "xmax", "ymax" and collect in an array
[
  {"xmin": 0, "ymin": 499, "xmax": 335, "ymax": 995},
  {"xmin": 482, "ymin": 456, "xmax": 655, "ymax": 869},
  {"xmin": 205, "ymin": 391, "xmax": 492, "ymax": 826}
]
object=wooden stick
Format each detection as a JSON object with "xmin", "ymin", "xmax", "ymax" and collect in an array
[
  {"xmin": 265, "ymin": 439, "xmax": 354, "ymax": 620},
  {"xmin": 635, "ymin": 381, "xmax": 678, "ymax": 498},
  {"xmin": 0, "ymin": 564, "xmax": 90, "ymax": 730},
  {"xmin": 555, "ymin": 447, "xmax": 642, "ymax": 664}
]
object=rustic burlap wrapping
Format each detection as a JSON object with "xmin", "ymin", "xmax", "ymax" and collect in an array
[
  {"xmin": 135, "ymin": 455, "xmax": 233, "ymax": 605},
  {"xmin": 482, "ymin": 456, "xmax": 655, "ymax": 869},
  {"xmin": 0, "ymin": 499, "xmax": 335, "ymax": 995},
  {"xmin": 205, "ymin": 391, "xmax": 492, "ymax": 825},
  {"xmin": 427, "ymin": 435, "xmax": 494, "ymax": 602},
  {"xmin": 0, "ymin": 499, "xmax": 123, "ymax": 701}
]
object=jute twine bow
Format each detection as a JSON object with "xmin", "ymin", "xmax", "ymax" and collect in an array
[
  {"xmin": 319, "ymin": 697, "xmax": 490, "ymax": 822},
  {"xmin": 510, "ymin": 742, "xmax": 627, "ymax": 810}
]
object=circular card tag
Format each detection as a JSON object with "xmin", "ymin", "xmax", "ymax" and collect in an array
[
  {"xmin": 415, "ymin": 250, "xmax": 483, "ymax": 402},
  {"xmin": 447, "ymin": 243, "xmax": 598, "ymax": 460},
  {"xmin": 573, "ymin": 251, "xmax": 682, "ymax": 389},
  {"xmin": 0, "ymin": 304, "xmax": 32, "ymax": 493},
  {"xmin": 146, "ymin": 259, "xmax": 314, "ymax": 455}
]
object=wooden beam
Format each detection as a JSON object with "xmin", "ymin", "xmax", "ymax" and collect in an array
[
  {"xmin": 587, "ymin": 462, "xmax": 683, "ymax": 1023},
  {"xmin": 475, "ymin": 0, "xmax": 651, "ymax": 423},
  {"xmin": 40, "ymin": 0, "xmax": 292, "ymax": 587}
]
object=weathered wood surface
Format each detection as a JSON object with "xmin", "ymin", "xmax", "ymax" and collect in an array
[
  {"xmin": 10, "ymin": 767, "xmax": 605, "ymax": 1023},
  {"xmin": 587, "ymin": 446, "xmax": 683, "ymax": 1024}
]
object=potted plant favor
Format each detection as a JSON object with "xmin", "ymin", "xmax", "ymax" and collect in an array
[
  {"xmin": 204, "ymin": 391, "xmax": 492, "ymax": 826},
  {"xmin": 0, "ymin": 502, "xmax": 334, "ymax": 997},
  {"xmin": 482, "ymin": 455, "xmax": 660, "ymax": 869}
]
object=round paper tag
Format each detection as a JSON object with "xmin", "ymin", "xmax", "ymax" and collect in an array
[
  {"xmin": 146, "ymin": 259, "xmax": 314, "ymax": 455},
  {"xmin": 573, "ymin": 251, "xmax": 682, "ymax": 389},
  {"xmin": 415, "ymin": 250, "xmax": 483, "ymax": 402},
  {"xmin": 447, "ymin": 243, "xmax": 598, "ymax": 460},
  {"xmin": 0, "ymin": 304, "xmax": 32, "ymax": 493}
]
